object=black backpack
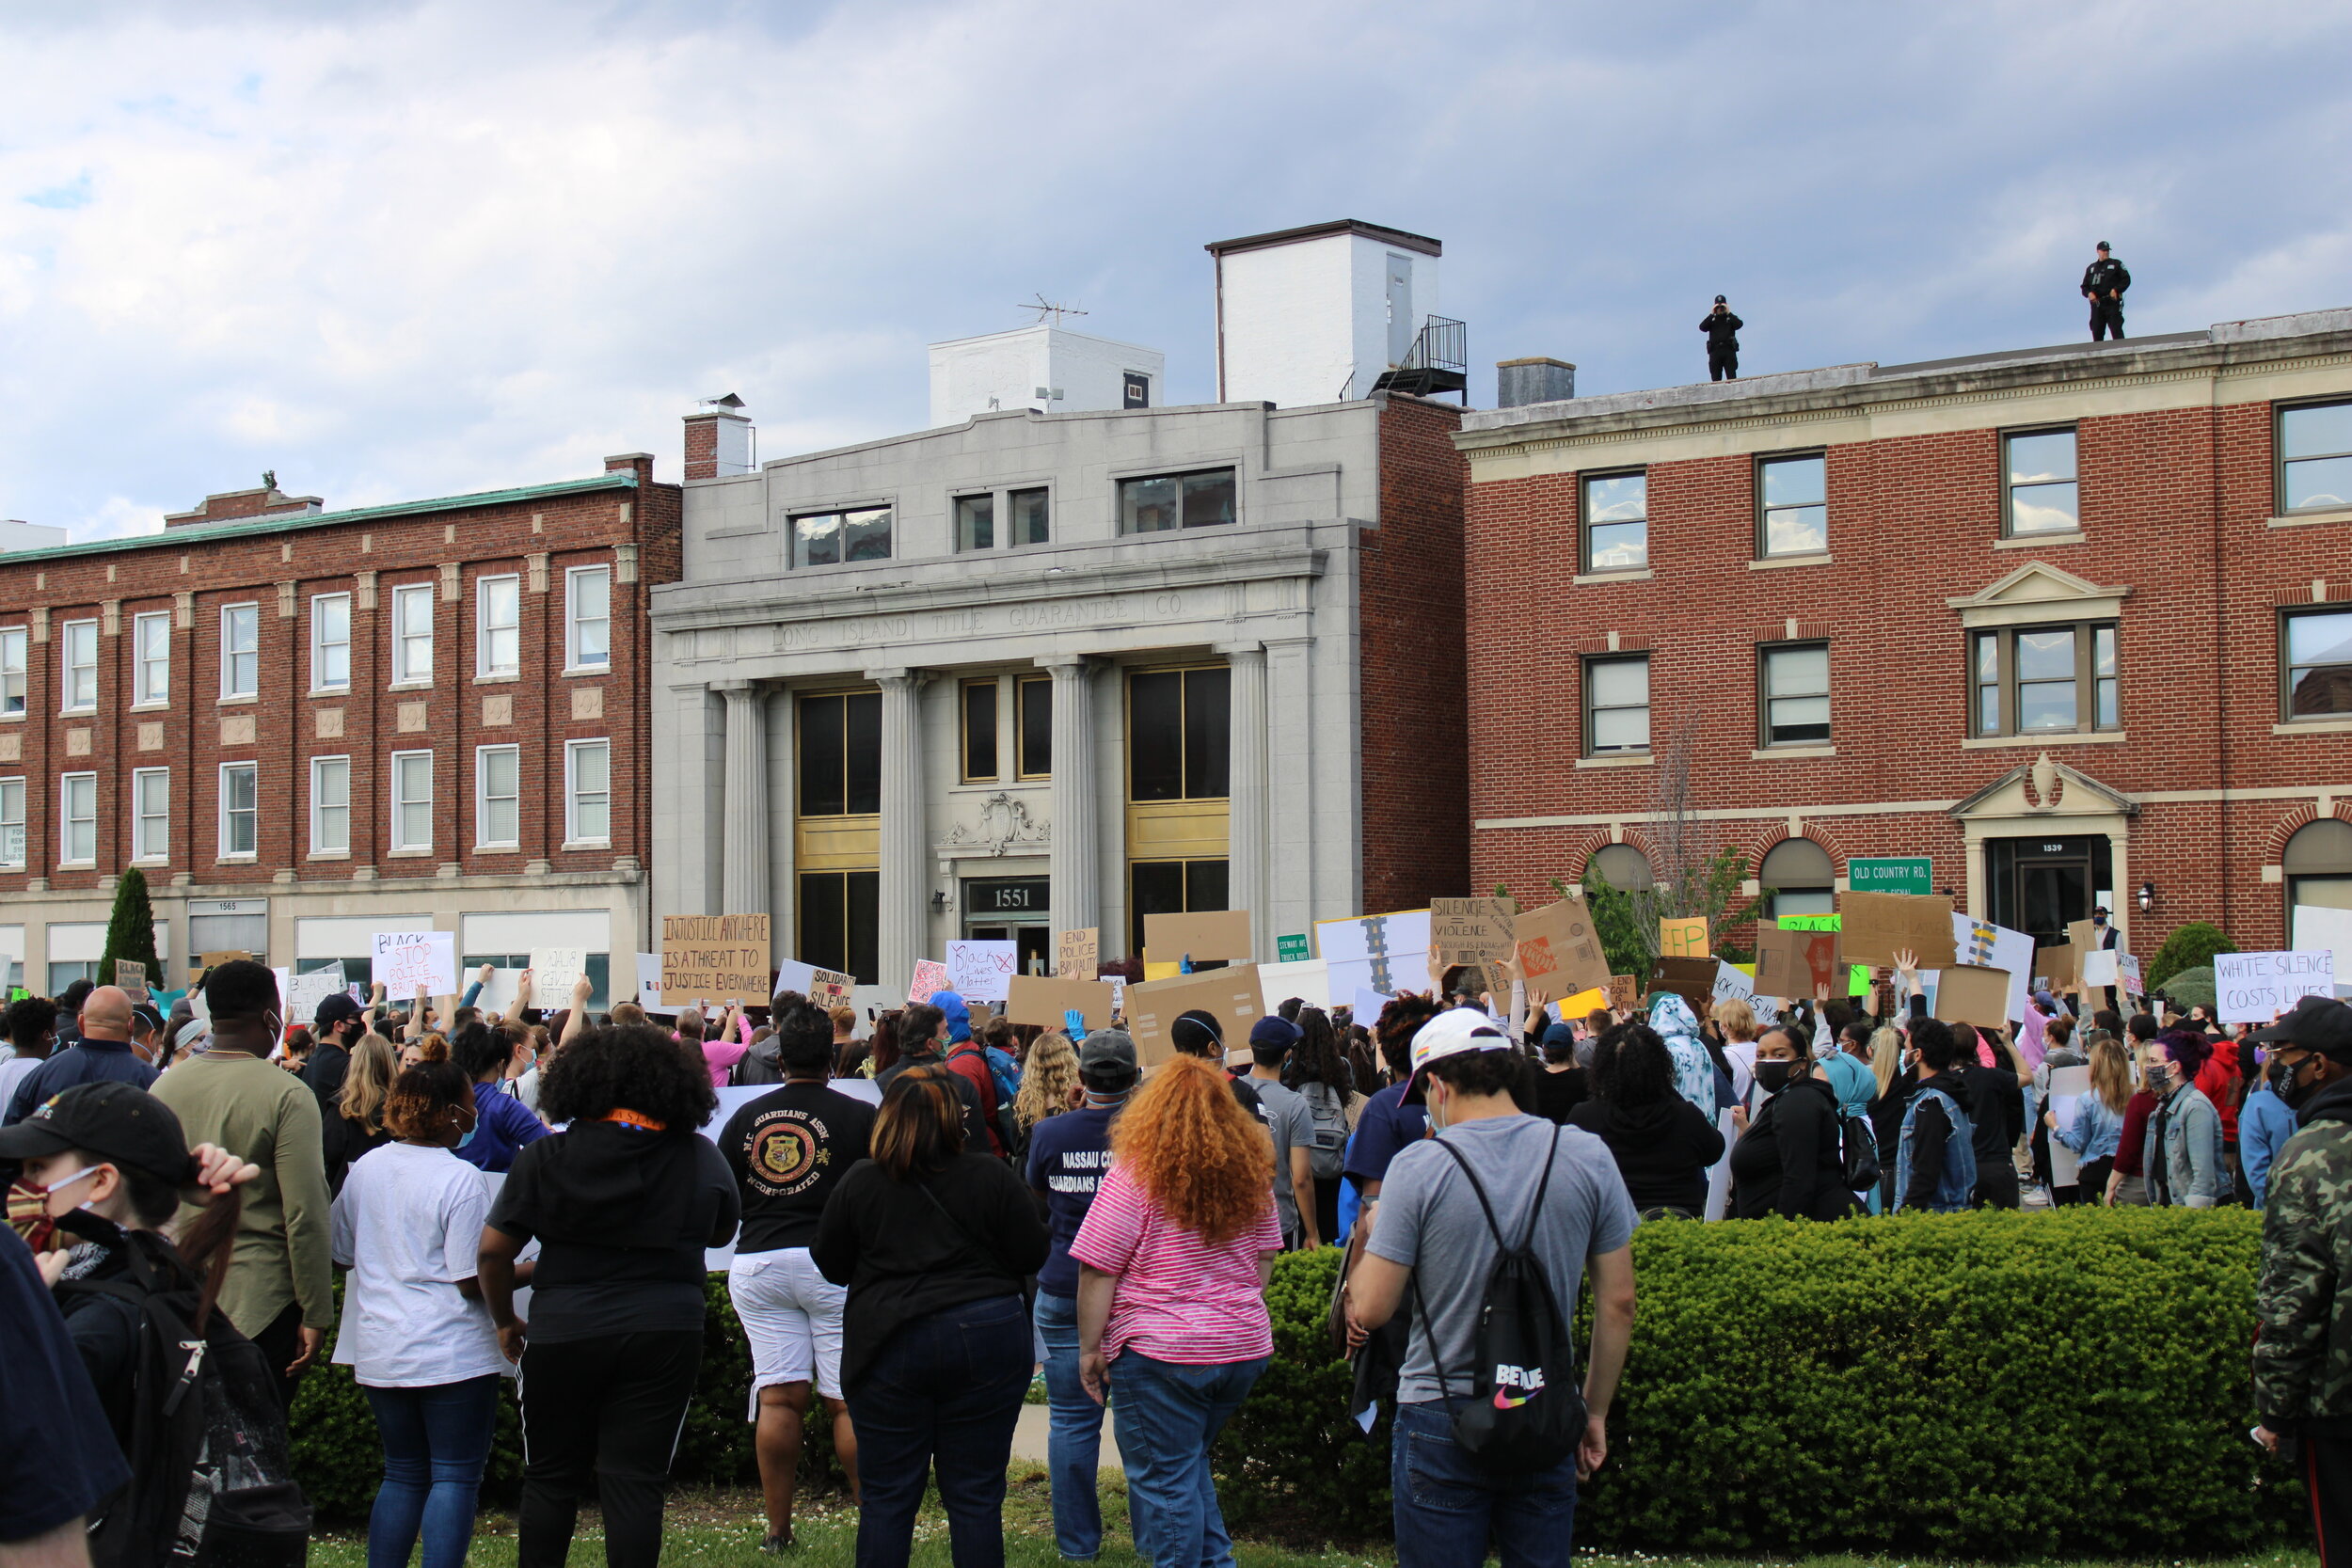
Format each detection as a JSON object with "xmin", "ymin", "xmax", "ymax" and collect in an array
[
  {"xmin": 1840, "ymin": 1107, "xmax": 1883, "ymax": 1193},
  {"xmin": 1407, "ymin": 1126, "xmax": 1585, "ymax": 1474},
  {"xmin": 58, "ymin": 1232, "xmax": 310, "ymax": 1567}
]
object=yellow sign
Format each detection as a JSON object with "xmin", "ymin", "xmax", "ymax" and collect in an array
[{"xmin": 1660, "ymin": 917, "xmax": 1709, "ymax": 958}]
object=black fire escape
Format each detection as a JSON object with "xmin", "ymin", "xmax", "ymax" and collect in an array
[{"xmin": 1373, "ymin": 316, "xmax": 1468, "ymax": 402}]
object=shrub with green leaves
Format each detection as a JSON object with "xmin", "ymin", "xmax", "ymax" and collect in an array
[{"xmin": 2149, "ymin": 920, "xmax": 2240, "ymax": 992}]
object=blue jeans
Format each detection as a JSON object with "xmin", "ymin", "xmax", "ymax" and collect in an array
[
  {"xmin": 1034, "ymin": 1291, "xmax": 1136, "ymax": 1560},
  {"xmin": 362, "ymin": 1374, "xmax": 501, "ymax": 1568},
  {"xmin": 1108, "ymin": 1351, "xmax": 1266, "ymax": 1568},
  {"xmin": 1390, "ymin": 1400, "xmax": 1578, "ymax": 1568},
  {"xmin": 847, "ymin": 1294, "xmax": 1032, "ymax": 1568}
]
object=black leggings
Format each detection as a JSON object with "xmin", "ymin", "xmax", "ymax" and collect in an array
[{"xmin": 516, "ymin": 1329, "xmax": 703, "ymax": 1568}]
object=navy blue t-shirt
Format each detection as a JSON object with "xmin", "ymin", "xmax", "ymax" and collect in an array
[
  {"xmin": 0, "ymin": 1228, "xmax": 130, "ymax": 1541},
  {"xmin": 1342, "ymin": 1080, "xmax": 1428, "ymax": 1190},
  {"xmin": 1024, "ymin": 1103, "xmax": 1120, "ymax": 1298}
]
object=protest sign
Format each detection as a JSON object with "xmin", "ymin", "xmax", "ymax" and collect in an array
[
  {"xmin": 113, "ymin": 959, "xmax": 149, "ymax": 1003},
  {"xmin": 1127, "ymin": 964, "xmax": 1263, "ymax": 1071},
  {"xmin": 191, "ymin": 948, "xmax": 247, "ymax": 986},
  {"xmin": 1256, "ymin": 958, "xmax": 1330, "ymax": 1012},
  {"xmin": 907, "ymin": 958, "xmax": 949, "ymax": 1005},
  {"xmin": 373, "ymin": 930, "xmax": 457, "ymax": 996},
  {"xmin": 1006, "ymin": 974, "xmax": 1119, "ymax": 1031},
  {"xmin": 470, "ymin": 967, "xmax": 525, "ymax": 1016},
  {"xmin": 636, "ymin": 953, "xmax": 664, "ymax": 1011},
  {"xmin": 1659, "ymin": 917, "xmax": 1709, "ymax": 959},
  {"xmin": 1932, "ymin": 964, "xmax": 2012, "ymax": 1026},
  {"xmin": 2038, "ymin": 942, "xmax": 2079, "ymax": 993},
  {"xmin": 1754, "ymin": 925, "xmax": 1842, "ymax": 999},
  {"xmin": 1056, "ymin": 927, "xmax": 1099, "ymax": 980},
  {"xmin": 2216, "ymin": 951, "xmax": 2338, "ymax": 1024},
  {"xmin": 2047, "ymin": 1064, "xmax": 2092, "ymax": 1187},
  {"xmin": 946, "ymin": 940, "xmax": 1019, "ymax": 1003},
  {"xmin": 2118, "ymin": 952, "xmax": 2144, "ymax": 998},
  {"xmin": 1651, "ymin": 957, "xmax": 1716, "ymax": 1018},
  {"xmin": 286, "ymin": 964, "xmax": 348, "ymax": 1022},
  {"xmin": 772, "ymin": 958, "xmax": 856, "ymax": 1009},
  {"xmin": 530, "ymin": 947, "xmax": 587, "ymax": 1003},
  {"xmin": 1557, "ymin": 985, "xmax": 1611, "ymax": 1021},
  {"xmin": 1837, "ymin": 891, "xmax": 1956, "ymax": 967},
  {"xmin": 2080, "ymin": 948, "xmax": 2121, "ymax": 987},
  {"xmin": 1950, "ymin": 914, "xmax": 2036, "ymax": 1022},
  {"xmin": 1512, "ymin": 897, "xmax": 1610, "ymax": 1006},
  {"xmin": 1431, "ymin": 898, "xmax": 1518, "ymax": 965},
  {"xmin": 659, "ymin": 913, "xmax": 771, "ymax": 1006},
  {"xmin": 1277, "ymin": 933, "xmax": 1311, "ymax": 962},
  {"xmin": 2294, "ymin": 905, "xmax": 2352, "ymax": 981},
  {"xmin": 270, "ymin": 969, "xmax": 293, "ymax": 1022},
  {"xmin": 1318, "ymin": 909, "xmax": 1433, "ymax": 1000},
  {"xmin": 1143, "ymin": 911, "xmax": 1253, "ymax": 964},
  {"xmin": 1607, "ymin": 974, "xmax": 1638, "ymax": 1013}
]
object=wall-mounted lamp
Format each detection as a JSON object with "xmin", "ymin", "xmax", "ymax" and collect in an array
[
  {"xmin": 930, "ymin": 890, "xmax": 949, "ymax": 911},
  {"xmin": 2137, "ymin": 880, "xmax": 2154, "ymax": 914}
]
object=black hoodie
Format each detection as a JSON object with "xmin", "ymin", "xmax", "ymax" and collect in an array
[
  {"xmin": 1565, "ymin": 1094, "xmax": 1725, "ymax": 1215},
  {"xmin": 1731, "ymin": 1073, "xmax": 1854, "ymax": 1220}
]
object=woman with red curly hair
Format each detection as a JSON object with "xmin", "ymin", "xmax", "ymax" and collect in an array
[{"xmin": 1072, "ymin": 1053, "xmax": 1281, "ymax": 1568}]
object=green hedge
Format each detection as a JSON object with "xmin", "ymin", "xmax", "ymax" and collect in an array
[{"xmin": 1217, "ymin": 1208, "xmax": 2302, "ymax": 1558}]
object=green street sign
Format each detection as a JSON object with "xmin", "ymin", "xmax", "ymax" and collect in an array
[
  {"xmin": 1277, "ymin": 933, "xmax": 1311, "ymax": 962},
  {"xmin": 1847, "ymin": 856, "xmax": 1931, "ymax": 896}
]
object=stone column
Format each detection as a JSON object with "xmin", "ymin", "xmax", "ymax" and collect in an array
[
  {"xmin": 1262, "ymin": 636, "xmax": 1316, "ymax": 944},
  {"xmin": 718, "ymin": 682, "xmax": 770, "ymax": 918},
  {"xmin": 1038, "ymin": 655, "xmax": 1100, "ymax": 939},
  {"xmin": 869, "ymin": 668, "xmax": 929, "ymax": 990},
  {"xmin": 1219, "ymin": 641, "xmax": 1268, "ymax": 958}
]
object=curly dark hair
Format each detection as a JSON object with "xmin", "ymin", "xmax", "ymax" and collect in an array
[
  {"xmin": 539, "ymin": 1023, "xmax": 717, "ymax": 1130},
  {"xmin": 1606, "ymin": 1024, "xmax": 1673, "ymax": 1107},
  {"xmin": 1285, "ymin": 1006, "xmax": 1349, "ymax": 1091},
  {"xmin": 1374, "ymin": 994, "xmax": 1442, "ymax": 1077}
]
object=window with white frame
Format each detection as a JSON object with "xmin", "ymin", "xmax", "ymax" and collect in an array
[
  {"xmin": 477, "ymin": 575, "xmax": 519, "ymax": 677},
  {"xmin": 391, "ymin": 751, "xmax": 433, "ymax": 851},
  {"xmin": 61, "ymin": 619, "xmax": 97, "ymax": 711},
  {"xmin": 311, "ymin": 594, "xmax": 351, "ymax": 691},
  {"xmin": 567, "ymin": 738, "xmax": 610, "ymax": 846},
  {"xmin": 310, "ymin": 755, "xmax": 350, "ymax": 854},
  {"xmin": 218, "ymin": 764, "xmax": 257, "ymax": 857},
  {"xmin": 566, "ymin": 566, "xmax": 610, "ymax": 671},
  {"xmin": 391, "ymin": 584, "xmax": 434, "ymax": 684},
  {"xmin": 134, "ymin": 613, "xmax": 170, "ymax": 705},
  {"xmin": 60, "ymin": 772, "xmax": 96, "ymax": 864},
  {"xmin": 220, "ymin": 603, "xmax": 259, "ymax": 699},
  {"xmin": 132, "ymin": 768, "xmax": 168, "ymax": 860},
  {"xmin": 0, "ymin": 777, "xmax": 23, "ymax": 867},
  {"xmin": 476, "ymin": 746, "xmax": 518, "ymax": 848},
  {"xmin": 1, "ymin": 627, "xmax": 24, "ymax": 716}
]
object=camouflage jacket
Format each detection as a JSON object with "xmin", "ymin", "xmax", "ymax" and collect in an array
[{"xmin": 2252, "ymin": 1078, "xmax": 2352, "ymax": 1434}]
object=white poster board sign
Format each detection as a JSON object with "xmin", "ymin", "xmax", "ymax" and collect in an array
[
  {"xmin": 2293, "ymin": 906, "xmax": 2352, "ymax": 988},
  {"xmin": 2215, "ymin": 950, "xmax": 2338, "ymax": 1024},
  {"xmin": 2080, "ymin": 948, "xmax": 2121, "ymax": 988},
  {"xmin": 945, "ymin": 940, "xmax": 1019, "ymax": 1003},
  {"xmin": 1257, "ymin": 958, "xmax": 1331, "ymax": 1013},
  {"xmin": 373, "ymin": 930, "xmax": 457, "ymax": 996},
  {"xmin": 286, "ymin": 965, "xmax": 348, "ymax": 1022},
  {"xmin": 474, "ymin": 967, "xmax": 527, "ymax": 1017},
  {"xmin": 2047, "ymin": 1064, "xmax": 2091, "ymax": 1187},
  {"xmin": 1951, "ymin": 913, "xmax": 2037, "ymax": 1023},
  {"xmin": 1317, "ymin": 910, "xmax": 1433, "ymax": 1005},
  {"xmin": 636, "ymin": 953, "xmax": 665, "ymax": 1012},
  {"xmin": 529, "ymin": 947, "xmax": 588, "ymax": 1005}
]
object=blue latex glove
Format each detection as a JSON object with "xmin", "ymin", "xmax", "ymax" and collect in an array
[{"xmin": 1064, "ymin": 1008, "xmax": 1087, "ymax": 1038}]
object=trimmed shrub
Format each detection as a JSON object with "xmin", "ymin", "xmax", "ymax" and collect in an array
[
  {"xmin": 98, "ymin": 867, "xmax": 161, "ymax": 989},
  {"xmin": 2149, "ymin": 920, "xmax": 2239, "ymax": 993}
]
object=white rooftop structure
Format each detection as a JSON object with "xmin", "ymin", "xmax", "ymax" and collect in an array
[{"xmin": 927, "ymin": 325, "xmax": 1166, "ymax": 427}]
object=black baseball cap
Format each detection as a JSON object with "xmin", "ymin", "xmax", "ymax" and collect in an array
[
  {"xmin": 315, "ymin": 990, "xmax": 364, "ymax": 1031},
  {"xmin": 2096, "ymin": 241, "xmax": 2111, "ymax": 251},
  {"xmin": 1713, "ymin": 293, "xmax": 1726, "ymax": 304},
  {"xmin": 0, "ymin": 1081, "xmax": 195, "ymax": 1183},
  {"xmin": 2250, "ymin": 995, "xmax": 2352, "ymax": 1058}
]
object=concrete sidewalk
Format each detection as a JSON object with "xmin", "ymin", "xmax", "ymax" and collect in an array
[{"xmin": 1011, "ymin": 1404, "xmax": 1123, "ymax": 1470}]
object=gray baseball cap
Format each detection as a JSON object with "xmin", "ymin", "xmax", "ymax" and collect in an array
[{"xmin": 1078, "ymin": 1028, "xmax": 1138, "ymax": 1079}]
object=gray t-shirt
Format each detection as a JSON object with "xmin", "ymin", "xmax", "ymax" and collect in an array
[
  {"xmin": 1368, "ymin": 1112, "xmax": 1636, "ymax": 1405},
  {"xmin": 1252, "ymin": 1077, "xmax": 1315, "ymax": 1240}
]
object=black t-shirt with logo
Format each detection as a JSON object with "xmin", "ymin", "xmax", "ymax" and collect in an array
[{"xmin": 721, "ymin": 1081, "xmax": 878, "ymax": 1254}]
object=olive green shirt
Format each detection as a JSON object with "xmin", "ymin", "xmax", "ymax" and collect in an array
[{"xmin": 151, "ymin": 1051, "xmax": 335, "ymax": 1336}]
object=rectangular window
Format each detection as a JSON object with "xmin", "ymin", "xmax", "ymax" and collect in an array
[
  {"xmin": 477, "ymin": 746, "xmax": 519, "ymax": 848},
  {"xmin": 391, "ymin": 584, "xmax": 434, "ymax": 683},
  {"xmin": 390, "ymin": 751, "xmax": 433, "ymax": 852},
  {"xmin": 1756, "ymin": 453, "xmax": 1827, "ymax": 558},
  {"xmin": 1120, "ymin": 468, "xmax": 1236, "ymax": 533},
  {"xmin": 1127, "ymin": 668, "xmax": 1230, "ymax": 800},
  {"xmin": 133, "ymin": 612, "xmax": 171, "ymax": 705},
  {"xmin": 566, "ymin": 567, "xmax": 610, "ymax": 671},
  {"xmin": 1017, "ymin": 674, "xmax": 1052, "ymax": 778},
  {"xmin": 2004, "ymin": 428, "xmax": 2079, "ymax": 536},
  {"xmin": 954, "ymin": 495, "xmax": 995, "ymax": 552},
  {"xmin": 0, "ymin": 627, "xmax": 24, "ymax": 716},
  {"xmin": 1127, "ymin": 859, "xmax": 1230, "ymax": 957},
  {"xmin": 477, "ymin": 575, "xmax": 520, "ymax": 676},
  {"xmin": 961, "ymin": 679, "xmax": 998, "ymax": 781},
  {"xmin": 1581, "ymin": 471, "xmax": 1648, "ymax": 572},
  {"xmin": 132, "ymin": 768, "xmax": 168, "ymax": 860},
  {"xmin": 220, "ymin": 603, "xmax": 259, "ymax": 699},
  {"xmin": 2280, "ymin": 401, "xmax": 2352, "ymax": 514},
  {"xmin": 798, "ymin": 869, "xmax": 880, "ymax": 983},
  {"xmin": 0, "ymin": 777, "xmax": 23, "ymax": 867},
  {"xmin": 60, "ymin": 772, "xmax": 97, "ymax": 864},
  {"xmin": 1970, "ymin": 623, "xmax": 2121, "ymax": 736},
  {"xmin": 1760, "ymin": 643, "xmax": 1831, "ymax": 746},
  {"xmin": 2284, "ymin": 608, "xmax": 2352, "ymax": 719},
  {"xmin": 791, "ymin": 506, "xmax": 893, "ymax": 567},
  {"xmin": 797, "ymin": 692, "xmax": 883, "ymax": 816},
  {"xmin": 311, "ymin": 594, "xmax": 351, "ymax": 691},
  {"xmin": 218, "ymin": 763, "xmax": 257, "ymax": 857},
  {"xmin": 567, "ymin": 739, "xmax": 610, "ymax": 845},
  {"xmin": 61, "ymin": 619, "xmax": 98, "ymax": 711},
  {"xmin": 310, "ymin": 755, "xmax": 350, "ymax": 854},
  {"xmin": 1583, "ymin": 656, "xmax": 1650, "ymax": 755},
  {"xmin": 1010, "ymin": 488, "xmax": 1049, "ymax": 546}
]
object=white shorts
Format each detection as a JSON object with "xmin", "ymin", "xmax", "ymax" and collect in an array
[{"xmin": 726, "ymin": 1246, "xmax": 847, "ymax": 1413}]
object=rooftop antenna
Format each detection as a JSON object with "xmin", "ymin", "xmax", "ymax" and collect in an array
[{"xmin": 1014, "ymin": 293, "xmax": 1088, "ymax": 326}]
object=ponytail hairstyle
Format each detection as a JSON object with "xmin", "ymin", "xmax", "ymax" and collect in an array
[{"xmin": 383, "ymin": 1059, "xmax": 478, "ymax": 1142}]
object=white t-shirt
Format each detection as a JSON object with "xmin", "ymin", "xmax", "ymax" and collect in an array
[
  {"xmin": 0, "ymin": 1053, "xmax": 45, "ymax": 1117},
  {"xmin": 330, "ymin": 1142, "xmax": 508, "ymax": 1386}
]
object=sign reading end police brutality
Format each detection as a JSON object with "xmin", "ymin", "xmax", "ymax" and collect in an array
[
  {"xmin": 2215, "ymin": 949, "xmax": 2337, "ymax": 1025},
  {"xmin": 660, "ymin": 914, "xmax": 772, "ymax": 1006}
]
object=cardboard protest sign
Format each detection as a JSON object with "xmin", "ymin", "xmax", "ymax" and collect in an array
[
  {"xmin": 2038, "ymin": 942, "xmax": 2079, "ymax": 993},
  {"xmin": 2215, "ymin": 950, "xmax": 2338, "ymax": 1024},
  {"xmin": 1005, "ymin": 974, "xmax": 1119, "ymax": 1032},
  {"xmin": 113, "ymin": 959, "xmax": 150, "ymax": 1003},
  {"xmin": 636, "ymin": 953, "xmax": 665, "ymax": 1012},
  {"xmin": 1317, "ymin": 910, "xmax": 1433, "ymax": 1000},
  {"xmin": 1836, "ymin": 891, "xmax": 1956, "ymax": 968},
  {"xmin": 1754, "ymin": 925, "xmax": 1842, "ymax": 999},
  {"xmin": 1126, "ymin": 964, "xmax": 1263, "ymax": 1071},
  {"xmin": 1144, "ymin": 911, "xmax": 1253, "ymax": 964},
  {"xmin": 1607, "ymin": 974, "xmax": 1638, "ymax": 1013},
  {"xmin": 1651, "ymin": 957, "xmax": 1716, "ymax": 1018},
  {"xmin": 1932, "ymin": 964, "xmax": 2012, "ymax": 1026},
  {"xmin": 1512, "ymin": 897, "xmax": 1611, "ymax": 1006},
  {"xmin": 1431, "ymin": 898, "xmax": 1518, "ymax": 965},
  {"xmin": 286, "ymin": 964, "xmax": 349, "ymax": 1021},
  {"xmin": 772, "ymin": 958, "xmax": 856, "ymax": 1009},
  {"xmin": 1256, "ymin": 958, "xmax": 1330, "ymax": 1012},
  {"xmin": 907, "ymin": 958, "xmax": 949, "ymax": 1006},
  {"xmin": 946, "ymin": 940, "xmax": 1019, "ymax": 1003},
  {"xmin": 373, "ymin": 930, "xmax": 457, "ymax": 996},
  {"xmin": 530, "ymin": 947, "xmax": 588, "ymax": 1004},
  {"xmin": 1057, "ymin": 928, "xmax": 1099, "ymax": 981},
  {"xmin": 2066, "ymin": 920, "xmax": 2101, "ymax": 958},
  {"xmin": 191, "ymin": 948, "xmax": 248, "ymax": 985},
  {"xmin": 1659, "ymin": 917, "xmax": 1709, "ymax": 960},
  {"xmin": 659, "ymin": 913, "xmax": 771, "ymax": 1006}
]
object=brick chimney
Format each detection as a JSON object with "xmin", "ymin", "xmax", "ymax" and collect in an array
[
  {"xmin": 164, "ymin": 472, "xmax": 325, "ymax": 530},
  {"xmin": 683, "ymin": 394, "xmax": 754, "ymax": 482}
]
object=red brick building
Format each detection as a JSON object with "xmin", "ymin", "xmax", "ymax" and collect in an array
[
  {"xmin": 0, "ymin": 456, "xmax": 678, "ymax": 1000},
  {"xmin": 1456, "ymin": 309, "xmax": 2352, "ymax": 958}
]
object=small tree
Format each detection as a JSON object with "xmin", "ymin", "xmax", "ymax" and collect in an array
[
  {"xmin": 2146, "ymin": 921, "xmax": 2238, "ymax": 993},
  {"xmin": 98, "ymin": 867, "xmax": 162, "ymax": 988}
]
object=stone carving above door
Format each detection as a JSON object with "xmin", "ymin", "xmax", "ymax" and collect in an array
[{"xmin": 937, "ymin": 791, "xmax": 1050, "ymax": 856}]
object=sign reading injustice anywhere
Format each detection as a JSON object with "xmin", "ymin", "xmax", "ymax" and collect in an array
[
  {"xmin": 660, "ymin": 914, "xmax": 771, "ymax": 1006},
  {"xmin": 1847, "ymin": 857, "xmax": 1932, "ymax": 896}
]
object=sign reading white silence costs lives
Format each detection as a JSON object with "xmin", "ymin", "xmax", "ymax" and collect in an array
[{"xmin": 2214, "ymin": 949, "xmax": 2338, "ymax": 1024}]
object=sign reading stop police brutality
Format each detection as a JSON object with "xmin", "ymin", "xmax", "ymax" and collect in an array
[
  {"xmin": 373, "ymin": 931, "xmax": 458, "ymax": 996},
  {"xmin": 660, "ymin": 914, "xmax": 771, "ymax": 1006}
]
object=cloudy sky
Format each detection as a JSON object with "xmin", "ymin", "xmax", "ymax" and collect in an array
[{"xmin": 3, "ymin": 0, "xmax": 2346, "ymax": 539}]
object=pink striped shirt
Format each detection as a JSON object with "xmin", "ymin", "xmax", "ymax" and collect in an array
[{"xmin": 1068, "ymin": 1162, "xmax": 1279, "ymax": 1365}]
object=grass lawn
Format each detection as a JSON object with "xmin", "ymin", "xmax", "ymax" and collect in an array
[{"xmin": 304, "ymin": 1462, "xmax": 2323, "ymax": 1568}]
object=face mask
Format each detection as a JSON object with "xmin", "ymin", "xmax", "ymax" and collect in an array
[
  {"xmin": 7, "ymin": 1164, "xmax": 102, "ymax": 1252},
  {"xmin": 1756, "ymin": 1060, "xmax": 1795, "ymax": 1093},
  {"xmin": 2145, "ymin": 1063, "xmax": 2172, "ymax": 1093},
  {"xmin": 452, "ymin": 1103, "xmax": 480, "ymax": 1150}
]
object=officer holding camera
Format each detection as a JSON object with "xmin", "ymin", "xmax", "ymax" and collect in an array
[{"xmin": 1701, "ymin": 296, "xmax": 1742, "ymax": 381}]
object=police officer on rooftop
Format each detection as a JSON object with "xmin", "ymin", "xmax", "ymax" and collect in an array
[
  {"xmin": 2082, "ymin": 242, "xmax": 2130, "ymax": 341},
  {"xmin": 1701, "ymin": 295, "xmax": 1742, "ymax": 382}
]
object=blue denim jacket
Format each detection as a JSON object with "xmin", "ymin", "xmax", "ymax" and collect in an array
[
  {"xmin": 1896, "ymin": 1086, "xmax": 1977, "ymax": 1212},
  {"xmin": 2239, "ymin": 1085, "xmax": 2301, "ymax": 1210},
  {"xmin": 2054, "ymin": 1093, "xmax": 2124, "ymax": 1164}
]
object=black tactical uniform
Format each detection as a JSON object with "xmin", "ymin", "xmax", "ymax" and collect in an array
[
  {"xmin": 2082, "ymin": 250, "xmax": 2130, "ymax": 341},
  {"xmin": 1701, "ymin": 304, "xmax": 1742, "ymax": 381}
]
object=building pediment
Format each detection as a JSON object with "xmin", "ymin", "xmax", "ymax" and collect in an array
[
  {"xmin": 1944, "ymin": 560, "xmax": 2130, "ymax": 629},
  {"xmin": 1949, "ymin": 752, "xmax": 2139, "ymax": 821}
]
